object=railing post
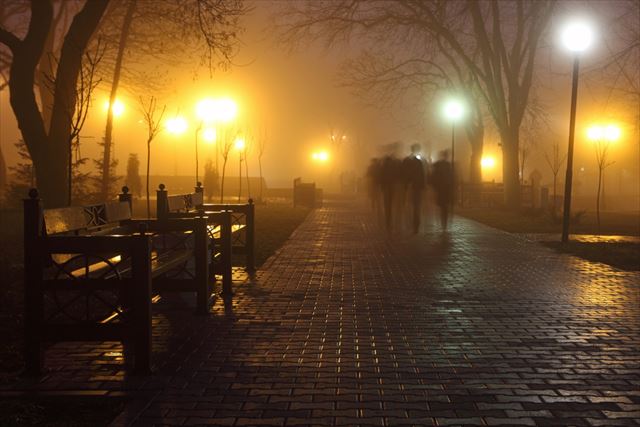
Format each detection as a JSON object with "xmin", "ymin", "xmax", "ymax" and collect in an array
[
  {"xmin": 195, "ymin": 181, "xmax": 203, "ymax": 194},
  {"xmin": 23, "ymin": 189, "xmax": 44, "ymax": 375},
  {"xmin": 131, "ymin": 234, "xmax": 152, "ymax": 375},
  {"xmin": 156, "ymin": 183, "xmax": 168, "ymax": 220},
  {"xmin": 246, "ymin": 198, "xmax": 255, "ymax": 272},
  {"xmin": 119, "ymin": 186, "xmax": 133, "ymax": 214},
  {"xmin": 194, "ymin": 216, "xmax": 210, "ymax": 314}
]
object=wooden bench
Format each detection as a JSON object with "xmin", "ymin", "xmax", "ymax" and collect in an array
[
  {"xmin": 23, "ymin": 189, "xmax": 211, "ymax": 375},
  {"xmin": 148, "ymin": 184, "xmax": 255, "ymax": 297}
]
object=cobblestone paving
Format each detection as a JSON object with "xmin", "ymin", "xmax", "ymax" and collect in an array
[{"xmin": 4, "ymin": 200, "xmax": 640, "ymax": 426}]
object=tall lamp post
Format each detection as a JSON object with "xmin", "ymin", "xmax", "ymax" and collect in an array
[
  {"xmin": 443, "ymin": 99, "xmax": 465, "ymax": 209},
  {"xmin": 560, "ymin": 19, "xmax": 595, "ymax": 243}
]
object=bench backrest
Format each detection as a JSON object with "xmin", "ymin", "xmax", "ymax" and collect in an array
[
  {"xmin": 156, "ymin": 184, "xmax": 204, "ymax": 219},
  {"xmin": 43, "ymin": 201, "xmax": 132, "ymax": 236}
]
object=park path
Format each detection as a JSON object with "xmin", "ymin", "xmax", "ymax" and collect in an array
[{"xmin": 5, "ymin": 199, "xmax": 640, "ymax": 426}]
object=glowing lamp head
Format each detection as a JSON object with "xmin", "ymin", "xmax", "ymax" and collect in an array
[
  {"xmin": 203, "ymin": 128, "xmax": 216, "ymax": 143},
  {"xmin": 104, "ymin": 99, "xmax": 125, "ymax": 117},
  {"xmin": 216, "ymin": 99, "xmax": 238, "ymax": 122},
  {"xmin": 196, "ymin": 99, "xmax": 216, "ymax": 122},
  {"xmin": 312, "ymin": 151, "xmax": 329, "ymax": 162},
  {"xmin": 234, "ymin": 137, "xmax": 245, "ymax": 150},
  {"xmin": 561, "ymin": 20, "xmax": 594, "ymax": 52},
  {"xmin": 165, "ymin": 116, "xmax": 188, "ymax": 135},
  {"xmin": 443, "ymin": 99, "xmax": 465, "ymax": 122},
  {"xmin": 196, "ymin": 98, "xmax": 238, "ymax": 123},
  {"xmin": 481, "ymin": 156, "xmax": 496, "ymax": 169},
  {"xmin": 587, "ymin": 124, "xmax": 621, "ymax": 142}
]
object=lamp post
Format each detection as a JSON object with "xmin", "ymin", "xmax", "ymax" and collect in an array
[
  {"xmin": 235, "ymin": 137, "xmax": 245, "ymax": 201},
  {"xmin": 443, "ymin": 99, "xmax": 465, "ymax": 209},
  {"xmin": 560, "ymin": 19, "xmax": 594, "ymax": 243}
]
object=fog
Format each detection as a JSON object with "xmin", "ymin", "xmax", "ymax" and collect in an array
[{"xmin": 0, "ymin": 0, "xmax": 638, "ymax": 209}]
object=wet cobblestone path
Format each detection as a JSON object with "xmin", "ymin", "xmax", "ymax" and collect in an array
[{"xmin": 6, "ymin": 200, "xmax": 640, "ymax": 426}]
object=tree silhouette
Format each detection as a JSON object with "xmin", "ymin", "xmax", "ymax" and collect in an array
[{"xmin": 280, "ymin": 0, "xmax": 555, "ymax": 208}]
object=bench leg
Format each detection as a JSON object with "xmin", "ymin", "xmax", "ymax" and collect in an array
[
  {"xmin": 132, "ymin": 237, "xmax": 152, "ymax": 375},
  {"xmin": 221, "ymin": 212, "xmax": 233, "ymax": 298},
  {"xmin": 24, "ymin": 262, "xmax": 43, "ymax": 375}
]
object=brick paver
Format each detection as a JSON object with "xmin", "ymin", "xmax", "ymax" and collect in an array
[{"xmin": 3, "ymin": 199, "xmax": 639, "ymax": 426}]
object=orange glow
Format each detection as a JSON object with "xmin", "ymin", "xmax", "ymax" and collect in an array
[
  {"xmin": 312, "ymin": 150, "xmax": 330, "ymax": 162},
  {"xmin": 196, "ymin": 98, "xmax": 238, "ymax": 123},
  {"xmin": 234, "ymin": 137, "xmax": 245, "ymax": 150},
  {"xmin": 481, "ymin": 156, "xmax": 496, "ymax": 169},
  {"xmin": 165, "ymin": 116, "xmax": 188, "ymax": 134},
  {"xmin": 203, "ymin": 128, "xmax": 216, "ymax": 143},
  {"xmin": 587, "ymin": 124, "xmax": 621, "ymax": 142},
  {"xmin": 103, "ymin": 99, "xmax": 125, "ymax": 117}
]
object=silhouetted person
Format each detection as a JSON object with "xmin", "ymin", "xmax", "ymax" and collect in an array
[
  {"xmin": 366, "ymin": 158, "xmax": 382, "ymax": 211},
  {"xmin": 430, "ymin": 150, "xmax": 454, "ymax": 230},
  {"xmin": 402, "ymin": 144, "xmax": 426, "ymax": 234},
  {"xmin": 380, "ymin": 153, "xmax": 401, "ymax": 231}
]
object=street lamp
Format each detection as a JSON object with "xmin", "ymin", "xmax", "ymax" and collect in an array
[
  {"xmin": 196, "ymin": 98, "xmax": 238, "ymax": 180},
  {"xmin": 443, "ymin": 98, "xmax": 465, "ymax": 208},
  {"xmin": 560, "ymin": 19, "xmax": 595, "ymax": 243},
  {"xmin": 104, "ymin": 99, "xmax": 125, "ymax": 117},
  {"xmin": 443, "ymin": 99, "xmax": 465, "ymax": 164}
]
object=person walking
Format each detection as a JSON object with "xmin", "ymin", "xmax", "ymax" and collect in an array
[
  {"xmin": 402, "ymin": 144, "xmax": 426, "ymax": 234},
  {"xmin": 430, "ymin": 150, "xmax": 454, "ymax": 230}
]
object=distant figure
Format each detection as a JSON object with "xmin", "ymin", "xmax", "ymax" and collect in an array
[
  {"xmin": 366, "ymin": 158, "xmax": 382, "ymax": 212},
  {"xmin": 402, "ymin": 144, "xmax": 426, "ymax": 234},
  {"xmin": 430, "ymin": 150, "xmax": 454, "ymax": 230},
  {"xmin": 379, "ymin": 153, "xmax": 401, "ymax": 231}
]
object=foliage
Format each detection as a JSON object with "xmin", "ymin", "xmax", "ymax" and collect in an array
[
  {"xmin": 125, "ymin": 153, "xmax": 142, "ymax": 197},
  {"xmin": 92, "ymin": 140, "xmax": 121, "ymax": 201},
  {"xmin": 203, "ymin": 158, "xmax": 220, "ymax": 201},
  {"xmin": 0, "ymin": 0, "xmax": 248, "ymax": 208},
  {"xmin": 4, "ymin": 140, "xmax": 35, "ymax": 207},
  {"xmin": 279, "ymin": 0, "xmax": 555, "ymax": 208}
]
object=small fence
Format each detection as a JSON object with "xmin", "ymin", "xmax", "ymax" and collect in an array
[{"xmin": 459, "ymin": 182, "xmax": 535, "ymax": 208}]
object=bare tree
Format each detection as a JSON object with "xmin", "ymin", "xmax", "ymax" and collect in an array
[
  {"xmin": 256, "ymin": 125, "xmax": 268, "ymax": 202},
  {"xmin": 592, "ymin": 136, "xmax": 616, "ymax": 232},
  {"xmin": 139, "ymin": 96, "xmax": 166, "ymax": 217},
  {"xmin": 218, "ymin": 125, "xmax": 239, "ymax": 202},
  {"xmin": 64, "ymin": 41, "xmax": 104, "ymax": 205},
  {"xmin": 543, "ymin": 141, "xmax": 566, "ymax": 216},
  {"xmin": 0, "ymin": 0, "xmax": 109, "ymax": 207},
  {"xmin": 279, "ymin": 0, "xmax": 555, "ymax": 208},
  {"xmin": 0, "ymin": 0, "xmax": 247, "ymax": 207},
  {"xmin": 94, "ymin": 0, "xmax": 248, "ymax": 201}
]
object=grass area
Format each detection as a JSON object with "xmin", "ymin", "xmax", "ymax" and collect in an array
[
  {"xmin": 542, "ymin": 241, "xmax": 640, "ymax": 272},
  {"xmin": 0, "ymin": 201, "xmax": 309, "ymax": 425},
  {"xmin": 457, "ymin": 207, "xmax": 640, "ymax": 271},
  {"xmin": 457, "ymin": 207, "xmax": 640, "ymax": 236},
  {"xmin": 253, "ymin": 202, "xmax": 311, "ymax": 267}
]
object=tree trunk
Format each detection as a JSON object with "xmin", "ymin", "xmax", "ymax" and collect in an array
[
  {"xmin": 47, "ymin": 0, "xmax": 109, "ymax": 207},
  {"xmin": 101, "ymin": 0, "xmax": 137, "ymax": 201},
  {"xmin": 0, "ymin": 144, "xmax": 7, "ymax": 198},
  {"xmin": 596, "ymin": 168, "xmax": 602, "ymax": 231},
  {"xmin": 501, "ymin": 130, "xmax": 521, "ymax": 209},
  {"xmin": 468, "ymin": 127, "xmax": 483, "ymax": 185}
]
